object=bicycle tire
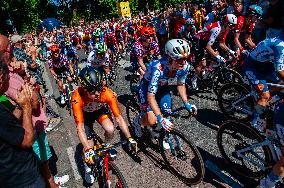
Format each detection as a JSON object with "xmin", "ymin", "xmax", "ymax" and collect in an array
[
  {"xmin": 217, "ymin": 83, "xmax": 254, "ymax": 121},
  {"xmin": 103, "ymin": 161, "xmax": 128, "ymax": 188},
  {"xmin": 159, "ymin": 128, "xmax": 205, "ymax": 185},
  {"xmin": 212, "ymin": 68, "xmax": 243, "ymax": 95},
  {"xmin": 217, "ymin": 120, "xmax": 273, "ymax": 179}
]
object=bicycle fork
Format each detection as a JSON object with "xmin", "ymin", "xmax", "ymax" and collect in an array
[
  {"xmin": 104, "ymin": 156, "xmax": 111, "ymax": 188},
  {"xmin": 166, "ymin": 133, "xmax": 183, "ymax": 159}
]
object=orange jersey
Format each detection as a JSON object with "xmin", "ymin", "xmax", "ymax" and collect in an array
[{"xmin": 71, "ymin": 87, "xmax": 121, "ymax": 125}]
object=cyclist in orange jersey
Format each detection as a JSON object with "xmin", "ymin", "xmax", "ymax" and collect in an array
[{"xmin": 71, "ymin": 66, "xmax": 137, "ymax": 184}]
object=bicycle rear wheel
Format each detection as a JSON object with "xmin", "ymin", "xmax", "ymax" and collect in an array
[
  {"xmin": 217, "ymin": 120, "xmax": 273, "ymax": 179},
  {"xmin": 212, "ymin": 68, "xmax": 243, "ymax": 95},
  {"xmin": 218, "ymin": 83, "xmax": 254, "ymax": 121},
  {"xmin": 160, "ymin": 128, "xmax": 205, "ymax": 185},
  {"xmin": 103, "ymin": 161, "xmax": 128, "ymax": 188}
]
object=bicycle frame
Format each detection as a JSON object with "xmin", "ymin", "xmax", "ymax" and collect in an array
[
  {"xmin": 235, "ymin": 138, "xmax": 282, "ymax": 171},
  {"xmin": 166, "ymin": 133, "xmax": 183, "ymax": 158},
  {"xmin": 230, "ymin": 92, "xmax": 255, "ymax": 115},
  {"xmin": 103, "ymin": 153, "xmax": 111, "ymax": 188},
  {"xmin": 229, "ymin": 80, "xmax": 284, "ymax": 114},
  {"xmin": 94, "ymin": 140, "xmax": 127, "ymax": 188}
]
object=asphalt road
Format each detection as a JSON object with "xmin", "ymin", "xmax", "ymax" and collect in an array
[{"xmin": 45, "ymin": 50, "xmax": 256, "ymax": 188}]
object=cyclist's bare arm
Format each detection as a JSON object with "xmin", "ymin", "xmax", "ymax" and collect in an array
[
  {"xmin": 219, "ymin": 42, "xmax": 230, "ymax": 53},
  {"xmin": 138, "ymin": 57, "xmax": 146, "ymax": 71},
  {"xmin": 77, "ymin": 123, "xmax": 93, "ymax": 150},
  {"xmin": 115, "ymin": 115, "xmax": 131, "ymax": 138},
  {"xmin": 234, "ymin": 32, "xmax": 244, "ymax": 51},
  {"xmin": 68, "ymin": 63, "xmax": 74, "ymax": 76},
  {"xmin": 206, "ymin": 44, "xmax": 218, "ymax": 57},
  {"xmin": 72, "ymin": 91, "xmax": 93, "ymax": 149},
  {"xmin": 103, "ymin": 88, "xmax": 132, "ymax": 138},
  {"xmin": 148, "ymin": 93, "xmax": 162, "ymax": 116},
  {"xmin": 177, "ymin": 84, "xmax": 188, "ymax": 103},
  {"xmin": 244, "ymin": 34, "xmax": 256, "ymax": 49}
]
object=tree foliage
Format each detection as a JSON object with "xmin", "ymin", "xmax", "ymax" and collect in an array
[{"xmin": 1, "ymin": 0, "xmax": 188, "ymax": 33}]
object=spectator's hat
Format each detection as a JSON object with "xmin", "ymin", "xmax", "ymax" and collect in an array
[{"xmin": 11, "ymin": 34, "xmax": 25, "ymax": 43}]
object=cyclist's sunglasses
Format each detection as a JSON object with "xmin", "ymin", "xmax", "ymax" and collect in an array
[{"xmin": 85, "ymin": 86, "xmax": 103, "ymax": 93}]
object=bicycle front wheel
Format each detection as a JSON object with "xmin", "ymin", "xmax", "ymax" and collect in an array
[
  {"xmin": 217, "ymin": 120, "xmax": 273, "ymax": 179},
  {"xmin": 160, "ymin": 128, "xmax": 205, "ymax": 185},
  {"xmin": 103, "ymin": 161, "xmax": 128, "ymax": 188}
]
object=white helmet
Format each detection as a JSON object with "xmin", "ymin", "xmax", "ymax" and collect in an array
[
  {"xmin": 225, "ymin": 14, "xmax": 237, "ymax": 25},
  {"xmin": 165, "ymin": 39, "xmax": 190, "ymax": 60}
]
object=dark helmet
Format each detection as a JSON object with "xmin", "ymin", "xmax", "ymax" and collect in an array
[{"xmin": 78, "ymin": 66, "xmax": 103, "ymax": 91}]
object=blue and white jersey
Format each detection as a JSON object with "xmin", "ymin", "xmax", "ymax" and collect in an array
[
  {"xmin": 250, "ymin": 37, "xmax": 284, "ymax": 71},
  {"xmin": 143, "ymin": 57, "xmax": 190, "ymax": 94}
]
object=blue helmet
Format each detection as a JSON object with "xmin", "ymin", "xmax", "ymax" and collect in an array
[
  {"xmin": 185, "ymin": 18, "xmax": 195, "ymax": 25},
  {"xmin": 248, "ymin": 5, "xmax": 263, "ymax": 18}
]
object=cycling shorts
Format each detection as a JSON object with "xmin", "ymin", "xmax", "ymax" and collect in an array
[
  {"xmin": 83, "ymin": 105, "xmax": 111, "ymax": 140},
  {"xmin": 139, "ymin": 78, "xmax": 172, "ymax": 113},
  {"xmin": 244, "ymin": 56, "xmax": 280, "ymax": 92}
]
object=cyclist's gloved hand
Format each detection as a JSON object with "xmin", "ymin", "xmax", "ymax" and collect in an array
[
  {"xmin": 216, "ymin": 55, "xmax": 226, "ymax": 64},
  {"xmin": 184, "ymin": 102, "xmax": 198, "ymax": 115},
  {"xmin": 157, "ymin": 114, "xmax": 173, "ymax": 131},
  {"xmin": 127, "ymin": 137, "xmax": 138, "ymax": 153},
  {"xmin": 84, "ymin": 148, "xmax": 96, "ymax": 165},
  {"xmin": 228, "ymin": 49, "xmax": 237, "ymax": 57},
  {"xmin": 241, "ymin": 49, "xmax": 249, "ymax": 57}
]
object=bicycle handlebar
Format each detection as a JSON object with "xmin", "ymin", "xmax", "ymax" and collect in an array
[
  {"xmin": 267, "ymin": 83, "xmax": 284, "ymax": 89},
  {"xmin": 94, "ymin": 140, "xmax": 128, "ymax": 154}
]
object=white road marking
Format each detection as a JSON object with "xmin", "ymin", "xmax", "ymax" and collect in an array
[{"xmin": 67, "ymin": 147, "xmax": 81, "ymax": 180}]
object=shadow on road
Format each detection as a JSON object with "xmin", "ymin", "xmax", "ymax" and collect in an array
[
  {"xmin": 198, "ymin": 146, "xmax": 257, "ymax": 187},
  {"xmin": 117, "ymin": 94, "xmax": 136, "ymax": 107},
  {"xmin": 49, "ymin": 145, "xmax": 58, "ymax": 176},
  {"xmin": 195, "ymin": 108, "xmax": 226, "ymax": 131}
]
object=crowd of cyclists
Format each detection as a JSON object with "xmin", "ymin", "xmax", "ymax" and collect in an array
[{"xmin": 0, "ymin": 0, "xmax": 284, "ymax": 187}]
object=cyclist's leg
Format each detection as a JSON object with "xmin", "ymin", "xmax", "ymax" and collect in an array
[
  {"xmin": 140, "ymin": 86, "xmax": 172, "ymax": 126},
  {"xmin": 137, "ymin": 78, "xmax": 157, "ymax": 126},
  {"xmin": 244, "ymin": 57, "xmax": 270, "ymax": 109},
  {"xmin": 96, "ymin": 107, "xmax": 114, "ymax": 144},
  {"xmin": 260, "ymin": 103, "xmax": 284, "ymax": 187},
  {"xmin": 55, "ymin": 72, "xmax": 63, "ymax": 91}
]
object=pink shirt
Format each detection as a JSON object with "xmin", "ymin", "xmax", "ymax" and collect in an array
[{"xmin": 5, "ymin": 71, "xmax": 48, "ymax": 132}]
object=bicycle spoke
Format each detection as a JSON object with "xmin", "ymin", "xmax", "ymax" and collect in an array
[
  {"xmin": 218, "ymin": 121, "xmax": 271, "ymax": 178},
  {"xmin": 161, "ymin": 130, "xmax": 204, "ymax": 185}
]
